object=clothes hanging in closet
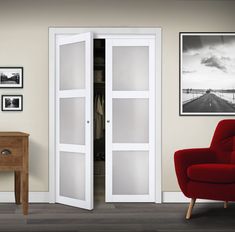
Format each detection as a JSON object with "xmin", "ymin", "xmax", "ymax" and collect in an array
[{"xmin": 94, "ymin": 93, "xmax": 105, "ymax": 139}]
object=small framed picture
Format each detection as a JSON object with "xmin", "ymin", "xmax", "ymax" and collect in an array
[
  {"xmin": 0, "ymin": 67, "xmax": 23, "ymax": 88},
  {"xmin": 1, "ymin": 95, "xmax": 23, "ymax": 111}
]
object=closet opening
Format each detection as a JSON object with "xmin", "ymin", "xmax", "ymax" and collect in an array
[{"xmin": 94, "ymin": 39, "xmax": 106, "ymax": 204}]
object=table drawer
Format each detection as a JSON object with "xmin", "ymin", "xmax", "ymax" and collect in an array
[{"xmin": 0, "ymin": 137, "xmax": 23, "ymax": 165}]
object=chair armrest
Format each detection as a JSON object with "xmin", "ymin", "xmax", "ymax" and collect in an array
[{"xmin": 174, "ymin": 148, "xmax": 216, "ymax": 195}]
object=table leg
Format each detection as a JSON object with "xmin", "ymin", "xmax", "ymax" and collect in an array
[
  {"xmin": 21, "ymin": 171, "xmax": 28, "ymax": 215},
  {"xmin": 14, "ymin": 171, "xmax": 21, "ymax": 204}
]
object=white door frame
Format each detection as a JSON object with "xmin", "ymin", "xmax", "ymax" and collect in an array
[{"xmin": 49, "ymin": 27, "xmax": 162, "ymax": 204}]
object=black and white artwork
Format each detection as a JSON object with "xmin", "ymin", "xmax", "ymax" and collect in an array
[
  {"xmin": 180, "ymin": 33, "xmax": 235, "ymax": 115},
  {"xmin": 0, "ymin": 67, "xmax": 23, "ymax": 88},
  {"xmin": 1, "ymin": 95, "xmax": 23, "ymax": 111}
]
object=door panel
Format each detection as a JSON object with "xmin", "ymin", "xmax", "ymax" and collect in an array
[
  {"xmin": 60, "ymin": 97, "xmax": 85, "ymax": 145},
  {"xmin": 113, "ymin": 46, "xmax": 149, "ymax": 91},
  {"xmin": 106, "ymin": 37, "xmax": 155, "ymax": 202},
  {"xmin": 60, "ymin": 152, "xmax": 85, "ymax": 200},
  {"xmin": 56, "ymin": 32, "xmax": 93, "ymax": 210},
  {"xmin": 112, "ymin": 151, "xmax": 149, "ymax": 195},
  {"xmin": 60, "ymin": 41, "xmax": 86, "ymax": 90},
  {"xmin": 112, "ymin": 98, "xmax": 149, "ymax": 143}
]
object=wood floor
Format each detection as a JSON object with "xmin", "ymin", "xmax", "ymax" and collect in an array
[
  {"xmin": 1, "ymin": 201, "xmax": 235, "ymax": 231},
  {"xmin": 0, "ymin": 177, "xmax": 235, "ymax": 231}
]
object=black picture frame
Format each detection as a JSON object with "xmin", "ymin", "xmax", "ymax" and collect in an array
[
  {"xmin": 180, "ymin": 32, "xmax": 235, "ymax": 116},
  {"xmin": 1, "ymin": 95, "xmax": 23, "ymax": 111},
  {"xmin": 0, "ymin": 67, "xmax": 23, "ymax": 88}
]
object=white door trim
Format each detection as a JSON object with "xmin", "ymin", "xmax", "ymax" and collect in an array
[{"xmin": 49, "ymin": 27, "xmax": 162, "ymax": 204}]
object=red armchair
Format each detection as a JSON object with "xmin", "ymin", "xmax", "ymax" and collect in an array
[{"xmin": 174, "ymin": 119, "xmax": 235, "ymax": 219}]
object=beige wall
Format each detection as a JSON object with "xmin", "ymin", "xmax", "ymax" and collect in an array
[{"xmin": 0, "ymin": 0, "xmax": 234, "ymax": 192}]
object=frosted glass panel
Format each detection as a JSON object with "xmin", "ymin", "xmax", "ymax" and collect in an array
[
  {"xmin": 113, "ymin": 99, "xmax": 149, "ymax": 143},
  {"xmin": 113, "ymin": 151, "xmax": 149, "ymax": 195},
  {"xmin": 60, "ymin": 41, "xmax": 85, "ymax": 90},
  {"xmin": 113, "ymin": 46, "xmax": 149, "ymax": 91},
  {"xmin": 60, "ymin": 98, "xmax": 85, "ymax": 144},
  {"xmin": 60, "ymin": 152, "xmax": 85, "ymax": 200}
]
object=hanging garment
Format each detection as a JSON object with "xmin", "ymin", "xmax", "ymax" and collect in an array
[{"xmin": 95, "ymin": 94, "xmax": 104, "ymax": 139}]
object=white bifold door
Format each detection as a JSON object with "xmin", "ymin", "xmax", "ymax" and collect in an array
[
  {"xmin": 56, "ymin": 32, "xmax": 93, "ymax": 210},
  {"xmin": 105, "ymin": 37, "xmax": 156, "ymax": 202},
  {"xmin": 55, "ymin": 33, "xmax": 156, "ymax": 209}
]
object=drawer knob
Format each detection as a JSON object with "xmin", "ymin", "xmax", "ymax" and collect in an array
[{"xmin": 1, "ymin": 149, "xmax": 12, "ymax": 156}]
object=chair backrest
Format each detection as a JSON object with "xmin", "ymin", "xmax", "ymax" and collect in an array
[{"xmin": 210, "ymin": 119, "xmax": 235, "ymax": 163}]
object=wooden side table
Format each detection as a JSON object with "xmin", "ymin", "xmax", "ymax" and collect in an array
[{"xmin": 0, "ymin": 132, "xmax": 29, "ymax": 215}]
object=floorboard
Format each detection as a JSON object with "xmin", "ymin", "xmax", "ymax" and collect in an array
[
  {"xmin": 0, "ymin": 201, "xmax": 233, "ymax": 231},
  {"xmin": 0, "ymin": 177, "xmax": 234, "ymax": 231}
]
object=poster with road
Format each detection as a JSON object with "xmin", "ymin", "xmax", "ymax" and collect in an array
[{"xmin": 180, "ymin": 33, "xmax": 235, "ymax": 115}]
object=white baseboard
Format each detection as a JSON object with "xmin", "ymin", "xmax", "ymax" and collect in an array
[
  {"xmin": 0, "ymin": 192, "xmax": 49, "ymax": 203},
  {"xmin": 163, "ymin": 192, "xmax": 222, "ymax": 203},
  {"xmin": 0, "ymin": 191, "xmax": 223, "ymax": 204}
]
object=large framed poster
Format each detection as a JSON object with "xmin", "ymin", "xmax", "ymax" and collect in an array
[{"xmin": 180, "ymin": 33, "xmax": 235, "ymax": 115}]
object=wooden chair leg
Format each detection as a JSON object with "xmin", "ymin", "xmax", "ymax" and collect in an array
[
  {"xmin": 186, "ymin": 198, "xmax": 196, "ymax": 219},
  {"xmin": 224, "ymin": 201, "xmax": 228, "ymax": 208}
]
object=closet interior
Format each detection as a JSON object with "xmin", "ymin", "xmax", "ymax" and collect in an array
[{"xmin": 94, "ymin": 39, "xmax": 105, "ymax": 202}]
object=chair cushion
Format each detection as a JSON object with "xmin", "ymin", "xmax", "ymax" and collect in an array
[{"xmin": 187, "ymin": 163, "xmax": 235, "ymax": 184}]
